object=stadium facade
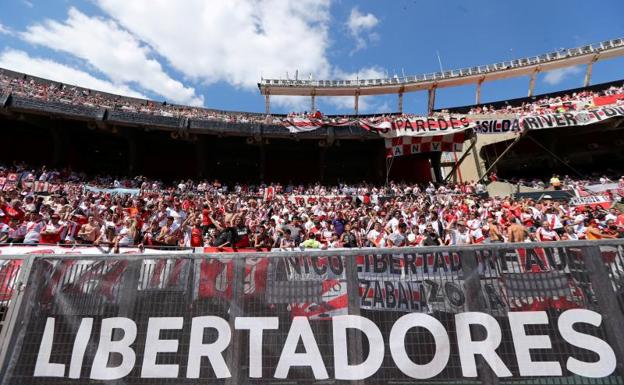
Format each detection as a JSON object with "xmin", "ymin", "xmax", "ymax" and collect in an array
[{"xmin": 1, "ymin": 38, "xmax": 624, "ymax": 185}]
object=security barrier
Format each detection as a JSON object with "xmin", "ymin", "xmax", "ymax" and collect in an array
[{"xmin": 0, "ymin": 240, "xmax": 623, "ymax": 384}]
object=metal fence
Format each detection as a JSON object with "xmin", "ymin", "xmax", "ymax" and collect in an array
[{"xmin": 0, "ymin": 240, "xmax": 623, "ymax": 384}]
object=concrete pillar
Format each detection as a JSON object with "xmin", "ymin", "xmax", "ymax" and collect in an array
[
  {"xmin": 430, "ymin": 152, "xmax": 443, "ymax": 182},
  {"xmin": 528, "ymin": 70, "xmax": 538, "ymax": 97},
  {"xmin": 310, "ymin": 93, "xmax": 316, "ymax": 113},
  {"xmin": 354, "ymin": 92, "xmax": 360, "ymax": 115},
  {"xmin": 398, "ymin": 92, "xmax": 403, "ymax": 113},
  {"xmin": 471, "ymin": 135, "xmax": 483, "ymax": 179},
  {"xmin": 475, "ymin": 79, "xmax": 483, "ymax": 105},
  {"xmin": 265, "ymin": 93, "xmax": 271, "ymax": 115},
  {"xmin": 584, "ymin": 62, "xmax": 593, "ymax": 87},
  {"xmin": 427, "ymin": 87, "xmax": 437, "ymax": 115}
]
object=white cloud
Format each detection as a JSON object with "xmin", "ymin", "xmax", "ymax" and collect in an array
[
  {"xmin": 346, "ymin": 7, "xmax": 379, "ymax": 53},
  {"xmin": 94, "ymin": 0, "xmax": 333, "ymax": 92},
  {"xmin": 543, "ymin": 66, "xmax": 583, "ymax": 85},
  {"xmin": 323, "ymin": 66, "xmax": 386, "ymax": 112},
  {"xmin": 272, "ymin": 95, "xmax": 313, "ymax": 113},
  {"xmin": 20, "ymin": 8, "xmax": 203, "ymax": 106},
  {"xmin": 0, "ymin": 49, "xmax": 146, "ymax": 98},
  {"xmin": 0, "ymin": 22, "xmax": 12, "ymax": 35}
]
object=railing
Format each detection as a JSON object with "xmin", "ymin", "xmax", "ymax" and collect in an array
[
  {"xmin": 260, "ymin": 38, "xmax": 624, "ymax": 88},
  {"xmin": 0, "ymin": 239, "xmax": 623, "ymax": 384}
]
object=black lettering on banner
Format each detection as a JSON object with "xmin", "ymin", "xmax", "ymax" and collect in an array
[
  {"xmin": 554, "ymin": 114, "xmax": 567, "ymax": 126},
  {"xmin": 444, "ymin": 282, "xmax": 466, "ymax": 307},
  {"xmin": 511, "ymin": 118, "xmax": 521, "ymax": 132},
  {"xmin": 360, "ymin": 279, "xmax": 372, "ymax": 307},
  {"xmin": 311, "ymin": 256, "xmax": 327, "ymax": 275},
  {"xmin": 393, "ymin": 146, "xmax": 402, "ymax": 156},
  {"xmin": 524, "ymin": 248, "xmax": 546, "ymax": 271},
  {"xmin": 432, "ymin": 252, "xmax": 448, "ymax": 272},
  {"xmin": 407, "ymin": 282, "xmax": 422, "ymax": 310},
  {"xmin": 403, "ymin": 254, "xmax": 418, "ymax": 275},
  {"xmin": 431, "ymin": 142, "xmax": 441, "ymax": 151},
  {"xmin": 286, "ymin": 257, "xmax": 302, "ymax": 275},
  {"xmin": 484, "ymin": 283, "xmax": 507, "ymax": 310},
  {"xmin": 475, "ymin": 121, "xmax": 486, "ymax": 133},
  {"xmin": 389, "ymin": 255, "xmax": 402, "ymax": 274},
  {"xmin": 397, "ymin": 281, "xmax": 410, "ymax": 310},
  {"xmin": 385, "ymin": 281, "xmax": 397, "ymax": 308},
  {"xmin": 427, "ymin": 118, "xmax": 437, "ymax": 131},
  {"xmin": 554, "ymin": 247, "xmax": 569, "ymax": 271},
  {"xmin": 522, "ymin": 117, "xmax": 536, "ymax": 130},
  {"xmin": 373, "ymin": 254, "xmax": 387, "ymax": 273},
  {"xmin": 404, "ymin": 119, "xmax": 415, "ymax": 132},
  {"xmin": 329, "ymin": 256, "xmax": 344, "ymax": 275},
  {"xmin": 450, "ymin": 252, "xmax": 462, "ymax": 272},
  {"xmin": 373, "ymin": 280, "xmax": 384, "ymax": 307},
  {"xmin": 563, "ymin": 112, "xmax": 576, "ymax": 126},
  {"xmin": 449, "ymin": 116, "xmax": 458, "ymax": 127},
  {"xmin": 604, "ymin": 107, "xmax": 617, "ymax": 117},
  {"xmin": 541, "ymin": 115, "xmax": 555, "ymax": 127},
  {"xmin": 415, "ymin": 119, "xmax": 426, "ymax": 132},
  {"xmin": 363, "ymin": 254, "xmax": 370, "ymax": 273},
  {"xmin": 424, "ymin": 279, "xmax": 443, "ymax": 304},
  {"xmin": 437, "ymin": 118, "xmax": 449, "ymax": 130},
  {"xmin": 460, "ymin": 117, "xmax": 470, "ymax": 127},
  {"xmin": 302, "ymin": 257, "xmax": 311, "ymax": 274}
]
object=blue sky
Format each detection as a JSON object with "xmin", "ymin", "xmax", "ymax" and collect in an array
[{"xmin": 1, "ymin": 0, "xmax": 623, "ymax": 115}]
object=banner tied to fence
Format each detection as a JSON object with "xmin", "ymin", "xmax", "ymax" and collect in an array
[
  {"xmin": 1, "ymin": 244, "xmax": 623, "ymax": 384},
  {"xmin": 284, "ymin": 103, "xmax": 624, "ymax": 156}
]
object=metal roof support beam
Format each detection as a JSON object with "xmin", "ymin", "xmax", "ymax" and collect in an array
[
  {"xmin": 444, "ymin": 139, "xmax": 477, "ymax": 182},
  {"xmin": 528, "ymin": 69, "xmax": 538, "ymax": 97},
  {"xmin": 584, "ymin": 61, "xmax": 594, "ymax": 87},
  {"xmin": 427, "ymin": 86, "xmax": 436, "ymax": 115},
  {"xmin": 310, "ymin": 93, "xmax": 316, "ymax": 113},
  {"xmin": 479, "ymin": 130, "xmax": 528, "ymax": 183},
  {"xmin": 265, "ymin": 93, "xmax": 271, "ymax": 115},
  {"xmin": 398, "ymin": 91, "xmax": 403, "ymax": 114},
  {"xmin": 354, "ymin": 91, "xmax": 360, "ymax": 115}
]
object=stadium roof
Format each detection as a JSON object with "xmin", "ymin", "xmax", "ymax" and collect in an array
[{"xmin": 258, "ymin": 38, "xmax": 624, "ymax": 98}]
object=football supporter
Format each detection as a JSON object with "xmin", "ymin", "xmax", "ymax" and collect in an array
[{"xmin": 0, "ymin": 162, "xmax": 623, "ymax": 252}]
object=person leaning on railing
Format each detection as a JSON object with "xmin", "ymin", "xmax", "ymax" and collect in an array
[{"xmin": 586, "ymin": 219, "xmax": 618, "ymax": 240}]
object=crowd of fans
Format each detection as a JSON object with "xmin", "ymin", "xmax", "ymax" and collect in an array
[
  {"xmin": 463, "ymin": 84, "xmax": 624, "ymax": 116},
  {"xmin": 1, "ymin": 163, "xmax": 623, "ymax": 252},
  {"xmin": 3, "ymin": 70, "xmax": 624, "ymax": 126},
  {"xmin": 0, "ymin": 72, "xmax": 279, "ymax": 125}
]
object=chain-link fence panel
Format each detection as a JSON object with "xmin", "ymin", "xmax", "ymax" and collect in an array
[{"xmin": 0, "ymin": 241, "xmax": 623, "ymax": 384}]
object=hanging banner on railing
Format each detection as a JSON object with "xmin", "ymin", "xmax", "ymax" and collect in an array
[
  {"xmin": 282, "ymin": 104, "xmax": 624, "ymax": 140},
  {"xmin": 0, "ymin": 245, "xmax": 193, "ymax": 255},
  {"xmin": 384, "ymin": 132, "xmax": 466, "ymax": 156},
  {"xmin": 1, "ymin": 244, "xmax": 623, "ymax": 383}
]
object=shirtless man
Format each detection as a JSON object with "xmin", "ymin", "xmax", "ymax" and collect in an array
[{"xmin": 507, "ymin": 220, "xmax": 528, "ymax": 243}]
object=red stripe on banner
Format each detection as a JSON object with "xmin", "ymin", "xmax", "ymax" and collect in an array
[{"xmin": 384, "ymin": 132, "xmax": 466, "ymax": 157}]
